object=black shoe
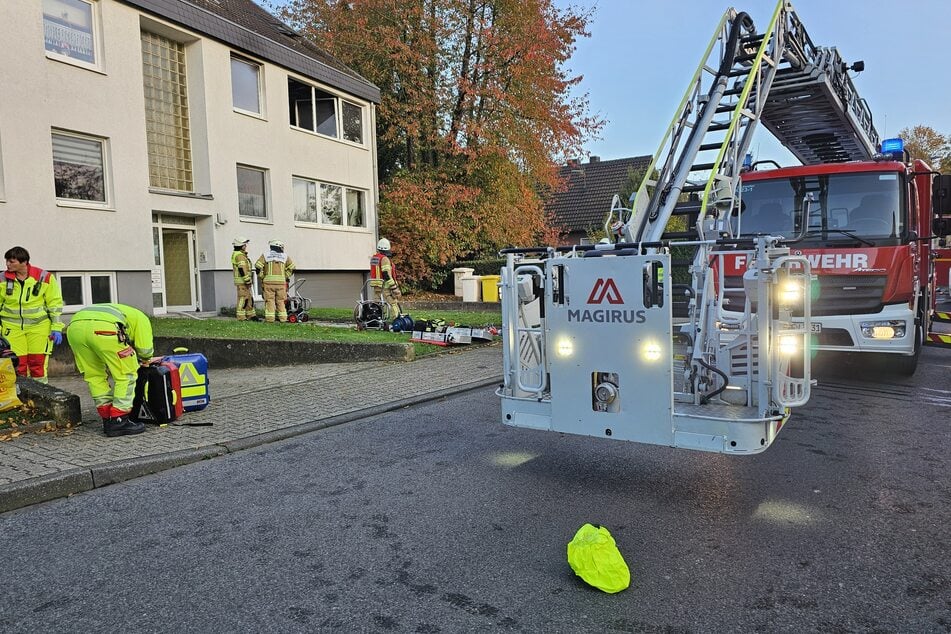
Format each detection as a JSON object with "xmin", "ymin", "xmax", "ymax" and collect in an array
[{"xmin": 104, "ymin": 416, "xmax": 146, "ymax": 437}]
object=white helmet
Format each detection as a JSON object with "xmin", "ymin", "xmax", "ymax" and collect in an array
[
  {"xmin": 377, "ymin": 238, "xmax": 391, "ymax": 251},
  {"xmin": 268, "ymin": 239, "xmax": 285, "ymax": 249},
  {"xmin": 232, "ymin": 237, "xmax": 250, "ymax": 247}
]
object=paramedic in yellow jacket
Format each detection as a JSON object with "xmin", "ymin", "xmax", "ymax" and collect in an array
[
  {"xmin": 0, "ymin": 246, "xmax": 64, "ymax": 383},
  {"xmin": 67, "ymin": 303, "xmax": 154, "ymax": 437},
  {"xmin": 231, "ymin": 237, "xmax": 255, "ymax": 321},
  {"xmin": 255, "ymin": 239, "xmax": 296, "ymax": 323},
  {"xmin": 369, "ymin": 238, "xmax": 402, "ymax": 317}
]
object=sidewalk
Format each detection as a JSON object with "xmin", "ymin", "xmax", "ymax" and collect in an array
[{"xmin": 0, "ymin": 344, "xmax": 503, "ymax": 513}]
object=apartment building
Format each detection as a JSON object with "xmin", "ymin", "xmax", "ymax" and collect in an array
[{"xmin": 0, "ymin": 0, "xmax": 381, "ymax": 315}]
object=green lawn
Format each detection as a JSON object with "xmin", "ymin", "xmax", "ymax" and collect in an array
[{"xmin": 153, "ymin": 305, "xmax": 502, "ymax": 358}]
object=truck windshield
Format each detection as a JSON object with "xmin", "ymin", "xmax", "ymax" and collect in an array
[{"xmin": 736, "ymin": 171, "xmax": 904, "ymax": 240}]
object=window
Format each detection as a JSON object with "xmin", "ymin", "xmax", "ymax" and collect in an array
[
  {"xmin": 293, "ymin": 177, "xmax": 317, "ymax": 223},
  {"xmin": 58, "ymin": 272, "xmax": 115, "ymax": 311},
  {"xmin": 287, "ymin": 77, "xmax": 364, "ymax": 144},
  {"xmin": 51, "ymin": 130, "xmax": 107, "ymax": 203},
  {"xmin": 237, "ymin": 165, "xmax": 268, "ymax": 219},
  {"xmin": 342, "ymin": 101, "xmax": 363, "ymax": 143},
  {"xmin": 0, "ymin": 131, "xmax": 6, "ymax": 201},
  {"xmin": 321, "ymin": 183, "xmax": 342, "ymax": 225},
  {"xmin": 141, "ymin": 30, "xmax": 193, "ymax": 191},
  {"xmin": 43, "ymin": 0, "xmax": 99, "ymax": 67},
  {"xmin": 293, "ymin": 176, "xmax": 366, "ymax": 228},
  {"xmin": 231, "ymin": 55, "xmax": 262, "ymax": 115},
  {"xmin": 346, "ymin": 189, "xmax": 365, "ymax": 227}
]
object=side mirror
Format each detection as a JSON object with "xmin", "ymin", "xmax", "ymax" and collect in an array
[
  {"xmin": 932, "ymin": 174, "xmax": 951, "ymax": 215},
  {"xmin": 934, "ymin": 216, "xmax": 951, "ymax": 237}
]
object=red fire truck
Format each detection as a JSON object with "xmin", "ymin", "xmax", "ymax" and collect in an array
[{"xmin": 720, "ymin": 143, "xmax": 951, "ymax": 375}]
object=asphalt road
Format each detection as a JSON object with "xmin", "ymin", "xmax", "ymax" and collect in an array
[{"xmin": 1, "ymin": 348, "xmax": 949, "ymax": 633}]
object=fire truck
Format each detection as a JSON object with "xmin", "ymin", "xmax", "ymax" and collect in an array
[
  {"xmin": 496, "ymin": 0, "xmax": 936, "ymax": 454},
  {"xmin": 719, "ymin": 141, "xmax": 951, "ymax": 376}
]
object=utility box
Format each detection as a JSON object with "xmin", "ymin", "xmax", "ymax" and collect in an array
[
  {"xmin": 452, "ymin": 267, "xmax": 475, "ymax": 297},
  {"xmin": 481, "ymin": 275, "xmax": 501, "ymax": 302},
  {"xmin": 461, "ymin": 275, "xmax": 482, "ymax": 302}
]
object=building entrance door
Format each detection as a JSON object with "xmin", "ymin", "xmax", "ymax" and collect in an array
[{"xmin": 151, "ymin": 215, "xmax": 199, "ymax": 314}]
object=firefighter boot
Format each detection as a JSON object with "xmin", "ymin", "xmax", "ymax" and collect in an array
[{"xmin": 104, "ymin": 416, "xmax": 145, "ymax": 437}]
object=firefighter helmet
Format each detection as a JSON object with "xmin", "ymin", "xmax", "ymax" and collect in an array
[
  {"xmin": 268, "ymin": 239, "xmax": 285, "ymax": 249},
  {"xmin": 377, "ymin": 238, "xmax": 391, "ymax": 252},
  {"xmin": 232, "ymin": 237, "xmax": 250, "ymax": 247}
]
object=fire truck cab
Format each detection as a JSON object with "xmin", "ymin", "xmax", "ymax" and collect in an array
[{"xmin": 722, "ymin": 151, "xmax": 937, "ymax": 375}]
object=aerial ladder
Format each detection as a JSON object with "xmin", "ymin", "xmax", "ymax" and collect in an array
[{"xmin": 497, "ymin": 0, "xmax": 879, "ymax": 454}]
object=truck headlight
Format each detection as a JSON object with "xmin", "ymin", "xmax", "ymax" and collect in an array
[{"xmin": 860, "ymin": 320, "xmax": 906, "ymax": 339}]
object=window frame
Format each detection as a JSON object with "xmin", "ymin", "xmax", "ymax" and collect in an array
[
  {"xmin": 42, "ymin": 0, "xmax": 103, "ymax": 72},
  {"xmin": 0, "ymin": 129, "xmax": 6, "ymax": 202},
  {"xmin": 292, "ymin": 175, "xmax": 368, "ymax": 229},
  {"xmin": 230, "ymin": 54, "xmax": 264, "ymax": 118},
  {"xmin": 58, "ymin": 271, "xmax": 116, "ymax": 313},
  {"xmin": 51, "ymin": 128, "xmax": 111, "ymax": 208},
  {"xmin": 236, "ymin": 164, "xmax": 270, "ymax": 222},
  {"xmin": 341, "ymin": 100, "xmax": 364, "ymax": 144},
  {"xmin": 286, "ymin": 76, "xmax": 365, "ymax": 146}
]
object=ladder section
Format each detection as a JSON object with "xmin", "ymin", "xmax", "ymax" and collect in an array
[
  {"xmin": 623, "ymin": 2, "xmax": 788, "ymax": 245},
  {"xmin": 752, "ymin": 39, "xmax": 879, "ymax": 162}
]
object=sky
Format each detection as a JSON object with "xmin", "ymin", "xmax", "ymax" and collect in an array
[{"xmin": 556, "ymin": 0, "xmax": 951, "ymax": 164}]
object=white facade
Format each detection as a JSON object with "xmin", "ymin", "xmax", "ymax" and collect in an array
[{"xmin": 0, "ymin": 0, "xmax": 380, "ymax": 315}]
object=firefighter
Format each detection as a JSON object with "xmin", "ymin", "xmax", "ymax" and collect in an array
[
  {"xmin": 255, "ymin": 239, "xmax": 296, "ymax": 323},
  {"xmin": 66, "ymin": 303, "xmax": 154, "ymax": 437},
  {"xmin": 231, "ymin": 237, "xmax": 256, "ymax": 321},
  {"xmin": 0, "ymin": 246, "xmax": 64, "ymax": 383},
  {"xmin": 369, "ymin": 238, "xmax": 402, "ymax": 317}
]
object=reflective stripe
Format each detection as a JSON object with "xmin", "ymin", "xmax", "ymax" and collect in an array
[
  {"xmin": 3, "ymin": 314, "xmax": 52, "ymax": 326},
  {"xmin": 76, "ymin": 304, "xmax": 126, "ymax": 322}
]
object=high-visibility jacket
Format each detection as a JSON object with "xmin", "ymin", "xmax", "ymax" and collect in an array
[
  {"xmin": 369, "ymin": 252, "xmax": 396, "ymax": 288},
  {"xmin": 69, "ymin": 303, "xmax": 154, "ymax": 361},
  {"xmin": 0, "ymin": 266, "xmax": 64, "ymax": 333},
  {"xmin": 255, "ymin": 252, "xmax": 295, "ymax": 283},
  {"xmin": 231, "ymin": 250, "xmax": 252, "ymax": 285}
]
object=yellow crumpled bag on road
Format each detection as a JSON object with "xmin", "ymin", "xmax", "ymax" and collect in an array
[
  {"xmin": 0, "ymin": 357, "xmax": 22, "ymax": 412},
  {"xmin": 567, "ymin": 523, "xmax": 630, "ymax": 593}
]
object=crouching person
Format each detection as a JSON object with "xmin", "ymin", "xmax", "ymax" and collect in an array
[{"xmin": 67, "ymin": 303, "xmax": 154, "ymax": 437}]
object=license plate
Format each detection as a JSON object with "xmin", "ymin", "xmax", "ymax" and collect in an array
[{"xmin": 790, "ymin": 322, "xmax": 822, "ymax": 334}]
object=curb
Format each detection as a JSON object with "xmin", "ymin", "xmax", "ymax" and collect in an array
[{"xmin": 0, "ymin": 375, "xmax": 502, "ymax": 515}]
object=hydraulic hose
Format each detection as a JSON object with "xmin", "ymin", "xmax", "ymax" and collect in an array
[
  {"xmin": 718, "ymin": 12, "xmax": 755, "ymax": 77},
  {"xmin": 698, "ymin": 358, "xmax": 730, "ymax": 404}
]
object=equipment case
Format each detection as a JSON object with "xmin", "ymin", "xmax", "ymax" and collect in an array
[
  {"xmin": 162, "ymin": 348, "xmax": 210, "ymax": 412},
  {"xmin": 131, "ymin": 361, "xmax": 184, "ymax": 425}
]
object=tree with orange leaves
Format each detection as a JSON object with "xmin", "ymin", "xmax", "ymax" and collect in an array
[{"xmin": 280, "ymin": 0, "xmax": 602, "ymax": 284}]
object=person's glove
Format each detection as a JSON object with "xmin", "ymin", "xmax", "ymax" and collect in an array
[{"xmin": 49, "ymin": 331, "xmax": 63, "ymax": 346}]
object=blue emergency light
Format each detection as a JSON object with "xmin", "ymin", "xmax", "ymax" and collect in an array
[{"xmin": 880, "ymin": 138, "xmax": 904, "ymax": 155}]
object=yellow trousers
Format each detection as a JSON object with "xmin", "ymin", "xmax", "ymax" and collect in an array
[{"xmin": 66, "ymin": 320, "xmax": 139, "ymax": 416}]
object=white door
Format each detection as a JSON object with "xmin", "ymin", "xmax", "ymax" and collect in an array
[{"xmin": 151, "ymin": 221, "xmax": 199, "ymax": 313}]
